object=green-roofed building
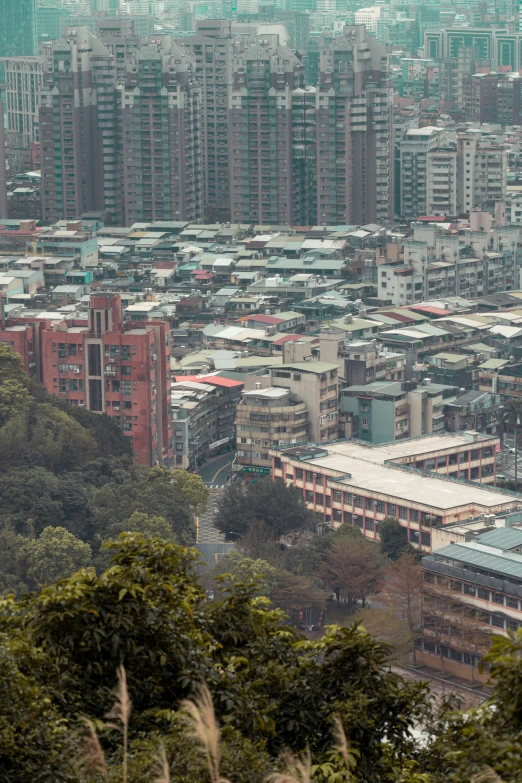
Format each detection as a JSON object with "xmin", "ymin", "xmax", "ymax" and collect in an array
[{"xmin": 421, "ymin": 514, "xmax": 522, "ymax": 682}]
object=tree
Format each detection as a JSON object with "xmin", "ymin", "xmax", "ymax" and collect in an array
[
  {"xmin": 4, "ymin": 533, "xmax": 428, "ymax": 783},
  {"xmin": 215, "ymin": 477, "xmax": 315, "ymax": 540},
  {"xmin": 357, "ymin": 607, "xmax": 413, "ymax": 664},
  {"xmin": 501, "ymin": 398, "xmax": 522, "ymax": 486},
  {"xmin": 24, "ymin": 526, "xmax": 92, "ymax": 589},
  {"xmin": 104, "ymin": 511, "xmax": 174, "ymax": 542},
  {"xmin": 381, "ymin": 552, "xmax": 423, "ymax": 661},
  {"xmin": 208, "ymin": 550, "xmax": 277, "ymax": 597},
  {"xmin": 379, "ymin": 517, "xmax": 413, "ymax": 561},
  {"xmin": 0, "ymin": 379, "xmax": 31, "ymax": 426},
  {"xmin": 91, "ymin": 466, "xmax": 197, "ymax": 544},
  {"xmin": 170, "ymin": 469, "xmax": 209, "ymax": 517},
  {"xmin": 270, "ymin": 568, "xmax": 328, "ymax": 622},
  {"xmin": 0, "ymin": 342, "xmax": 29, "ymax": 387},
  {"xmin": 319, "ymin": 537, "xmax": 385, "ymax": 612},
  {"xmin": 0, "ymin": 403, "xmax": 98, "ymax": 474}
]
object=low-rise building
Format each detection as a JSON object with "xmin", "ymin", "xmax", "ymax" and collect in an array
[
  {"xmin": 271, "ymin": 433, "xmax": 514, "ymax": 549},
  {"xmin": 171, "ymin": 374, "xmax": 243, "ymax": 470},
  {"xmin": 421, "ymin": 522, "xmax": 522, "ymax": 682},
  {"xmin": 235, "ymin": 386, "xmax": 309, "ymax": 477}
]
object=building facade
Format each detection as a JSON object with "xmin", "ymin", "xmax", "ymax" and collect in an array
[
  {"xmin": 229, "ymin": 35, "xmax": 306, "ymax": 225},
  {"xmin": 316, "ymin": 26, "xmax": 393, "ymax": 226},
  {"xmin": 271, "ymin": 434, "xmax": 517, "ymax": 550},
  {"xmin": 179, "ymin": 20, "xmax": 234, "ymax": 222},
  {"xmin": 40, "ymin": 293, "xmax": 172, "ymax": 467},
  {"xmin": 120, "ymin": 39, "xmax": 203, "ymax": 225},
  {"xmin": 39, "ymin": 29, "xmax": 121, "ymax": 224}
]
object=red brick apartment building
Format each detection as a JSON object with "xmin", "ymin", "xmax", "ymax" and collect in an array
[{"xmin": 0, "ymin": 294, "xmax": 172, "ymax": 467}]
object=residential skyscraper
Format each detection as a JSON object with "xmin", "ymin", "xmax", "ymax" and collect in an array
[
  {"xmin": 179, "ymin": 20, "xmax": 234, "ymax": 222},
  {"xmin": 229, "ymin": 34, "xmax": 307, "ymax": 225},
  {"xmin": 39, "ymin": 29, "xmax": 121, "ymax": 224},
  {"xmin": 120, "ymin": 39, "xmax": 202, "ymax": 224},
  {"xmin": 316, "ymin": 26, "xmax": 393, "ymax": 226}
]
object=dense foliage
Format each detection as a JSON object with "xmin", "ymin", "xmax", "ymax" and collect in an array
[
  {"xmin": 0, "ymin": 344, "xmax": 207, "ymax": 592},
  {"xmin": 1, "ymin": 533, "xmax": 522, "ymax": 782},
  {"xmin": 0, "ymin": 534, "xmax": 429, "ymax": 783}
]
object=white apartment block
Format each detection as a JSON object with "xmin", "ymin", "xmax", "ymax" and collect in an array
[
  {"xmin": 399, "ymin": 127, "xmax": 452, "ymax": 219},
  {"xmin": 354, "ymin": 6, "xmax": 381, "ymax": 32},
  {"xmin": 457, "ymin": 134, "xmax": 507, "ymax": 212}
]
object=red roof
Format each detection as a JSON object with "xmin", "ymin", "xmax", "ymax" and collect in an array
[
  {"xmin": 154, "ymin": 261, "xmax": 177, "ymax": 269},
  {"xmin": 191, "ymin": 269, "xmax": 214, "ymax": 278},
  {"xmin": 408, "ymin": 305, "xmax": 452, "ymax": 316},
  {"xmin": 236, "ymin": 314, "xmax": 283, "ymax": 325},
  {"xmin": 271, "ymin": 334, "xmax": 306, "ymax": 346},
  {"xmin": 379, "ymin": 311, "xmax": 415, "ymax": 323},
  {"xmin": 175, "ymin": 374, "xmax": 243, "ymax": 388}
]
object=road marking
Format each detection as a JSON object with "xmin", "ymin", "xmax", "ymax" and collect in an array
[{"xmin": 210, "ymin": 461, "xmax": 231, "ymax": 484}]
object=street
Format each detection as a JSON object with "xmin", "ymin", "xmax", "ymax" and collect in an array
[
  {"xmin": 196, "ymin": 452, "xmax": 235, "ymax": 544},
  {"xmin": 197, "ymin": 451, "xmax": 235, "ymax": 488}
]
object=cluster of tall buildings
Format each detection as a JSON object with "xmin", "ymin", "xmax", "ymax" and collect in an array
[{"xmin": 1, "ymin": 18, "xmax": 393, "ymax": 227}]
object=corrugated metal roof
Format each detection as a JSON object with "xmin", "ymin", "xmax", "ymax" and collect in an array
[
  {"xmin": 477, "ymin": 527, "xmax": 522, "ymax": 550},
  {"xmin": 434, "ymin": 543, "xmax": 522, "ymax": 578}
]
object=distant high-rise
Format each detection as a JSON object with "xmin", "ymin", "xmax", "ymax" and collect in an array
[
  {"xmin": 120, "ymin": 40, "xmax": 202, "ymax": 224},
  {"xmin": 316, "ymin": 26, "xmax": 393, "ymax": 226},
  {"xmin": 0, "ymin": 0, "xmax": 37, "ymax": 60},
  {"xmin": 229, "ymin": 35, "xmax": 308, "ymax": 225},
  {"xmin": 179, "ymin": 20, "xmax": 234, "ymax": 222},
  {"xmin": 39, "ymin": 29, "xmax": 120, "ymax": 224}
]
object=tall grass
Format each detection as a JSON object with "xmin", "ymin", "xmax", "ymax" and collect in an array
[{"xmin": 181, "ymin": 683, "xmax": 231, "ymax": 783}]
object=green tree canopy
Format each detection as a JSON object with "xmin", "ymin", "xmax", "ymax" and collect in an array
[
  {"xmin": 91, "ymin": 465, "xmax": 201, "ymax": 544},
  {"xmin": 208, "ymin": 549, "xmax": 278, "ymax": 597},
  {"xmin": 215, "ymin": 477, "xmax": 315, "ymax": 540},
  {"xmin": 379, "ymin": 517, "xmax": 413, "ymax": 561},
  {"xmin": 24, "ymin": 526, "xmax": 92, "ymax": 589},
  {"xmin": 0, "ymin": 534, "xmax": 428, "ymax": 783}
]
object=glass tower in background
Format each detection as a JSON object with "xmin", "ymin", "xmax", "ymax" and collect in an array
[{"xmin": 0, "ymin": 0, "xmax": 37, "ymax": 81}]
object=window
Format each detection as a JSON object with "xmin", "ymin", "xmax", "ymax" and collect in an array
[
  {"xmin": 492, "ymin": 615, "xmax": 505, "ymax": 629},
  {"xmin": 421, "ymin": 532, "xmax": 431, "ymax": 548},
  {"xmin": 507, "ymin": 596, "xmax": 519, "ymax": 609},
  {"xmin": 494, "ymin": 593, "xmax": 505, "ymax": 605},
  {"xmin": 295, "ymin": 468, "xmax": 303, "ymax": 480},
  {"xmin": 399, "ymin": 506, "xmax": 408, "ymax": 520},
  {"xmin": 333, "ymin": 489, "xmax": 342, "ymax": 503},
  {"xmin": 463, "ymin": 584, "xmax": 476, "ymax": 596},
  {"xmin": 121, "ymin": 365, "xmax": 131, "ymax": 376},
  {"xmin": 58, "ymin": 363, "xmax": 69, "ymax": 373},
  {"xmin": 315, "ymin": 493, "xmax": 324, "ymax": 506},
  {"xmin": 122, "ymin": 381, "xmax": 132, "ymax": 395},
  {"xmin": 59, "ymin": 379, "xmax": 67, "ymax": 394},
  {"xmin": 344, "ymin": 492, "xmax": 352, "ymax": 505},
  {"xmin": 333, "ymin": 509, "xmax": 342, "ymax": 522},
  {"xmin": 306, "ymin": 490, "xmax": 314, "ymax": 503},
  {"xmin": 112, "ymin": 380, "xmax": 120, "ymax": 392},
  {"xmin": 409, "ymin": 530, "xmax": 419, "ymax": 543},
  {"xmin": 306, "ymin": 471, "xmax": 314, "ymax": 482},
  {"xmin": 68, "ymin": 344, "xmax": 77, "ymax": 356},
  {"xmin": 365, "ymin": 497, "xmax": 373, "ymax": 510},
  {"xmin": 410, "ymin": 509, "xmax": 419, "ymax": 522},
  {"xmin": 354, "ymin": 496, "xmax": 363, "ymax": 508},
  {"xmin": 387, "ymin": 503, "xmax": 397, "ymax": 517},
  {"xmin": 365, "ymin": 518, "xmax": 374, "ymax": 532},
  {"xmin": 376, "ymin": 500, "xmax": 385, "ymax": 514},
  {"xmin": 451, "ymin": 581, "xmax": 462, "ymax": 592},
  {"xmin": 121, "ymin": 345, "xmax": 131, "ymax": 360},
  {"xmin": 69, "ymin": 379, "xmax": 78, "ymax": 391},
  {"xmin": 478, "ymin": 588, "xmax": 490, "ymax": 601}
]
